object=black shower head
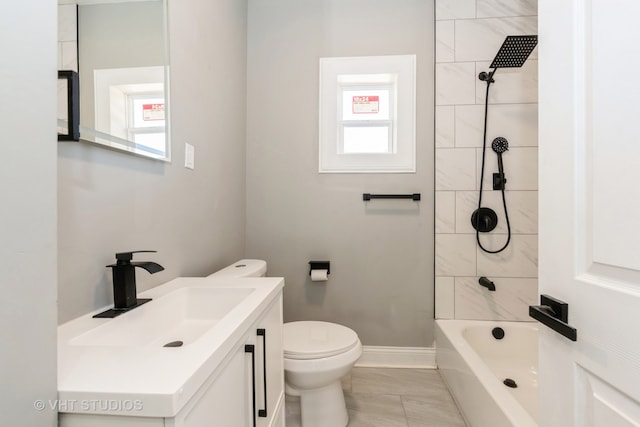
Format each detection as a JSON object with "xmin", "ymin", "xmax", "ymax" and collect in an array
[
  {"xmin": 492, "ymin": 137, "xmax": 509, "ymax": 154},
  {"xmin": 489, "ymin": 35, "xmax": 538, "ymax": 69}
]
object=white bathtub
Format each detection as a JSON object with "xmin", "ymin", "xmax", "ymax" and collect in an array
[{"xmin": 435, "ymin": 320, "xmax": 538, "ymax": 427}]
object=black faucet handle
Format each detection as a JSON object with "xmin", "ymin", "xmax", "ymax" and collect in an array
[{"xmin": 115, "ymin": 250, "xmax": 158, "ymax": 263}]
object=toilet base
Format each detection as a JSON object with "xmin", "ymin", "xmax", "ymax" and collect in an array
[{"xmin": 293, "ymin": 381, "xmax": 348, "ymax": 427}]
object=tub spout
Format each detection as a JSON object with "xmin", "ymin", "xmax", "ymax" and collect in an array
[{"xmin": 479, "ymin": 276, "xmax": 496, "ymax": 291}]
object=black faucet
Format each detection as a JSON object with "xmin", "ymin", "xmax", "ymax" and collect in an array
[
  {"xmin": 479, "ymin": 276, "xmax": 496, "ymax": 291},
  {"xmin": 94, "ymin": 251, "xmax": 164, "ymax": 318}
]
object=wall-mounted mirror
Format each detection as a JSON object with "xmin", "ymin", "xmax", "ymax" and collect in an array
[{"xmin": 57, "ymin": 0, "xmax": 170, "ymax": 161}]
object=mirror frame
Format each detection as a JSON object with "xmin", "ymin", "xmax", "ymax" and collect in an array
[{"xmin": 57, "ymin": 70, "xmax": 80, "ymax": 141}]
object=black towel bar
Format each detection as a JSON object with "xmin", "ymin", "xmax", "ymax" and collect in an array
[{"xmin": 363, "ymin": 193, "xmax": 421, "ymax": 201}]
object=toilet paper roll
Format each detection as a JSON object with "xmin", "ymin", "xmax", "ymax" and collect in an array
[{"xmin": 310, "ymin": 269, "xmax": 329, "ymax": 282}]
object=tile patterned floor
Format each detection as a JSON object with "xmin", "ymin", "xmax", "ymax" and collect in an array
[{"xmin": 285, "ymin": 367, "xmax": 467, "ymax": 427}]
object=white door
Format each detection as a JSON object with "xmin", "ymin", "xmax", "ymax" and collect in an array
[{"xmin": 537, "ymin": 0, "xmax": 640, "ymax": 425}]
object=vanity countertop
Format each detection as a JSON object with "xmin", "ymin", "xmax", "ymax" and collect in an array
[{"xmin": 57, "ymin": 276, "xmax": 284, "ymax": 417}]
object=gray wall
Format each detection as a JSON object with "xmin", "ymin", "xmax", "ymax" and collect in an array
[
  {"xmin": 58, "ymin": 0, "xmax": 249, "ymax": 323},
  {"xmin": 0, "ymin": 0, "xmax": 57, "ymax": 424},
  {"xmin": 246, "ymin": 0, "xmax": 435, "ymax": 347}
]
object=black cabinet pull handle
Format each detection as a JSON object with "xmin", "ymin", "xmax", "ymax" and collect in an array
[
  {"xmin": 257, "ymin": 329, "xmax": 268, "ymax": 418},
  {"xmin": 529, "ymin": 294, "xmax": 577, "ymax": 341},
  {"xmin": 245, "ymin": 344, "xmax": 257, "ymax": 427}
]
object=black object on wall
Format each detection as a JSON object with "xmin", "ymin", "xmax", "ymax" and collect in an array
[
  {"xmin": 309, "ymin": 261, "xmax": 331, "ymax": 276},
  {"xmin": 57, "ymin": 70, "xmax": 80, "ymax": 141},
  {"xmin": 471, "ymin": 208, "xmax": 498, "ymax": 232},
  {"xmin": 478, "ymin": 276, "xmax": 496, "ymax": 291},
  {"xmin": 363, "ymin": 193, "xmax": 421, "ymax": 201}
]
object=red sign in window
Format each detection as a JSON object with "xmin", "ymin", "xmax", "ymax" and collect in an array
[
  {"xmin": 352, "ymin": 96, "xmax": 379, "ymax": 114},
  {"xmin": 142, "ymin": 103, "xmax": 165, "ymax": 121}
]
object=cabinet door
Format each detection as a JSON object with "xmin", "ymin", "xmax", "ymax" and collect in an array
[
  {"xmin": 169, "ymin": 292, "xmax": 284, "ymax": 427},
  {"xmin": 255, "ymin": 296, "xmax": 284, "ymax": 427},
  {"xmin": 172, "ymin": 342, "xmax": 254, "ymax": 427}
]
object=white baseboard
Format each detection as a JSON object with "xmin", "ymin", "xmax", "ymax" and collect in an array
[{"xmin": 355, "ymin": 346, "xmax": 436, "ymax": 369}]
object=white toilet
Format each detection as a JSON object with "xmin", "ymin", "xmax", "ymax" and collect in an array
[{"xmin": 209, "ymin": 260, "xmax": 362, "ymax": 427}]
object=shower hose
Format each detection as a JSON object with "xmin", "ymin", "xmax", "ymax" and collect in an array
[{"xmin": 476, "ymin": 76, "xmax": 511, "ymax": 254}]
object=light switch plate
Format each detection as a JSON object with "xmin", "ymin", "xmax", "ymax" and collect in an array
[{"xmin": 185, "ymin": 143, "xmax": 195, "ymax": 170}]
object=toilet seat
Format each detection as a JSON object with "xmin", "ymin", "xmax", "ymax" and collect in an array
[{"xmin": 284, "ymin": 321, "xmax": 359, "ymax": 360}]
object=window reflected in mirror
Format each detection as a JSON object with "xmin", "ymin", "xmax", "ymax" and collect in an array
[{"xmin": 57, "ymin": 0, "xmax": 170, "ymax": 161}]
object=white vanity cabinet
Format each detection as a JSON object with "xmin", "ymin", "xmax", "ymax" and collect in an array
[
  {"xmin": 258, "ymin": 293, "xmax": 285, "ymax": 427},
  {"xmin": 170, "ymin": 295, "xmax": 284, "ymax": 427},
  {"xmin": 58, "ymin": 278, "xmax": 284, "ymax": 427}
]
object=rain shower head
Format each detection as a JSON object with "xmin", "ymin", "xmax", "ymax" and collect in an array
[
  {"xmin": 489, "ymin": 35, "xmax": 538, "ymax": 69},
  {"xmin": 479, "ymin": 35, "xmax": 538, "ymax": 83}
]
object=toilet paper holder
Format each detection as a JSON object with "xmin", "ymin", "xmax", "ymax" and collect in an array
[{"xmin": 309, "ymin": 261, "xmax": 330, "ymax": 276}]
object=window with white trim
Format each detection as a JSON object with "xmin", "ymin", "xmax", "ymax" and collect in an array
[{"xmin": 319, "ymin": 55, "xmax": 416, "ymax": 173}]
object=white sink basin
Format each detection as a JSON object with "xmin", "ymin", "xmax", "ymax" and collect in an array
[
  {"xmin": 71, "ymin": 286, "xmax": 254, "ymax": 347},
  {"xmin": 58, "ymin": 276, "xmax": 284, "ymax": 417}
]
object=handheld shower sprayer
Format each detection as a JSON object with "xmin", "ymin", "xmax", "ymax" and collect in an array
[
  {"xmin": 491, "ymin": 136, "xmax": 509, "ymax": 154},
  {"xmin": 491, "ymin": 137, "xmax": 509, "ymax": 191}
]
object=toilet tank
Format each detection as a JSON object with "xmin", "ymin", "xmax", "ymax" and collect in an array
[{"xmin": 208, "ymin": 259, "xmax": 267, "ymax": 278}]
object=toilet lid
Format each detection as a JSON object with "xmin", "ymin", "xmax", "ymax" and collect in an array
[{"xmin": 283, "ymin": 321, "xmax": 360, "ymax": 360}]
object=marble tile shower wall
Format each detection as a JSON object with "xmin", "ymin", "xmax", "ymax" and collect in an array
[
  {"xmin": 434, "ymin": 0, "xmax": 538, "ymax": 321},
  {"xmin": 58, "ymin": 5, "xmax": 77, "ymax": 71},
  {"xmin": 58, "ymin": 5, "xmax": 77, "ymax": 121}
]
